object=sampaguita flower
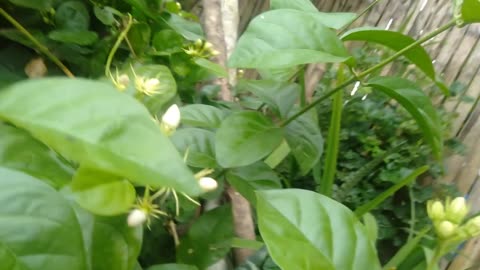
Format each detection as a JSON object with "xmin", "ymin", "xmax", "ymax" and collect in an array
[
  {"xmin": 198, "ymin": 177, "xmax": 218, "ymax": 192},
  {"xmin": 446, "ymin": 197, "xmax": 469, "ymax": 223},
  {"xmin": 161, "ymin": 104, "xmax": 181, "ymax": 129},
  {"xmin": 427, "ymin": 200, "xmax": 445, "ymax": 220},
  {"xmin": 437, "ymin": 220, "xmax": 457, "ymax": 238},
  {"xmin": 127, "ymin": 208, "xmax": 148, "ymax": 227}
]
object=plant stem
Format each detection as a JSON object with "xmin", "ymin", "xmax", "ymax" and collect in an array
[
  {"xmin": 105, "ymin": 14, "xmax": 133, "ymax": 77},
  {"xmin": 280, "ymin": 19, "xmax": 456, "ymax": 127},
  {"xmin": 407, "ymin": 184, "xmax": 416, "ymax": 242},
  {"xmin": 426, "ymin": 243, "xmax": 445, "ymax": 270},
  {"xmin": 338, "ymin": 0, "xmax": 384, "ymax": 35},
  {"xmin": 0, "ymin": 8, "xmax": 74, "ymax": 78}
]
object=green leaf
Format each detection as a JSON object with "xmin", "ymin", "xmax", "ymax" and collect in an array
[
  {"xmin": 166, "ymin": 13, "xmax": 204, "ymax": 41},
  {"xmin": 270, "ymin": 0, "xmax": 318, "ymax": 11},
  {"xmin": 147, "ymin": 264, "xmax": 197, "ymax": 270},
  {"xmin": 284, "ymin": 109, "xmax": 323, "ymax": 175},
  {"xmin": 132, "ymin": 65, "xmax": 177, "ymax": 113},
  {"xmin": 354, "ymin": 166, "xmax": 429, "ymax": 217},
  {"xmin": 264, "ymin": 140, "xmax": 290, "ymax": 169},
  {"xmin": 367, "ymin": 77, "xmax": 443, "ymax": 159},
  {"xmin": 0, "ymin": 242, "xmax": 29, "ymax": 270},
  {"xmin": 0, "ymin": 78, "xmax": 201, "ymax": 195},
  {"xmin": 226, "ymin": 162, "xmax": 281, "ymax": 205},
  {"xmin": 127, "ymin": 22, "xmax": 151, "ymax": 55},
  {"xmin": 362, "ymin": 213, "xmax": 378, "ymax": 244},
  {"xmin": 256, "ymin": 189, "xmax": 381, "ymax": 270},
  {"xmin": 152, "ymin": 30, "xmax": 184, "ymax": 54},
  {"xmin": 194, "ymin": 58, "xmax": 228, "ymax": 78},
  {"xmin": 341, "ymin": 28, "xmax": 436, "ymax": 80},
  {"xmin": 231, "ymin": 237, "xmax": 264, "ymax": 250},
  {"xmin": 228, "ymin": 9, "xmax": 350, "ymax": 69},
  {"xmin": 48, "ymin": 30, "xmax": 99, "ymax": 45},
  {"xmin": 71, "ymin": 167, "xmax": 136, "ymax": 216},
  {"xmin": 180, "ymin": 104, "xmax": 226, "ymax": 129},
  {"xmin": 93, "ymin": 6, "xmax": 118, "ymax": 26},
  {"xmin": 383, "ymin": 228, "xmax": 429, "ymax": 270},
  {"xmin": 177, "ymin": 205, "xmax": 234, "ymax": 269},
  {"xmin": 215, "ymin": 111, "xmax": 283, "ymax": 168},
  {"xmin": 455, "ymin": 0, "xmax": 480, "ymax": 25},
  {"xmin": 171, "ymin": 128, "xmax": 217, "ymax": 168},
  {"xmin": 8, "ymin": 0, "xmax": 52, "ymax": 10},
  {"xmin": 237, "ymin": 80, "xmax": 299, "ymax": 118},
  {"xmin": 0, "ymin": 167, "xmax": 88, "ymax": 270},
  {"xmin": 0, "ymin": 123, "xmax": 73, "ymax": 189},
  {"xmin": 55, "ymin": 1, "xmax": 90, "ymax": 30},
  {"xmin": 68, "ymin": 197, "xmax": 143, "ymax": 270}
]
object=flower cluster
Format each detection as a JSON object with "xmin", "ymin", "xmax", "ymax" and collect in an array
[
  {"xmin": 184, "ymin": 39, "xmax": 220, "ymax": 58},
  {"xmin": 427, "ymin": 197, "xmax": 480, "ymax": 241}
]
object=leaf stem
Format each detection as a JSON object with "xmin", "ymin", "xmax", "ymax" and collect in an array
[
  {"xmin": 280, "ymin": 19, "xmax": 456, "ymax": 127},
  {"xmin": 299, "ymin": 65, "xmax": 307, "ymax": 106},
  {"xmin": 105, "ymin": 14, "xmax": 133, "ymax": 77},
  {"xmin": 0, "ymin": 8, "xmax": 74, "ymax": 78}
]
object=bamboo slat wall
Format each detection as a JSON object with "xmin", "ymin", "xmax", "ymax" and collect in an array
[{"xmin": 188, "ymin": 0, "xmax": 480, "ymax": 269}]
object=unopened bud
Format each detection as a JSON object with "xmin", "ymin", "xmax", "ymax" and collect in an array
[
  {"xmin": 198, "ymin": 177, "xmax": 218, "ymax": 192},
  {"xmin": 203, "ymin": 42, "xmax": 213, "ymax": 50},
  {"xmin": 447, "ymin": 197, "xmax": 469, "ymax": 223},
  {"xmin": 127, "ymin": 209, "xmax": 147, "ymax": 227},
  {"xmin": 427, "ymin": 200, "xmax": 445, "ymax": 220},
  {"xmin": 117, "ymin": 74, "xmax": 130, "ymax": 90},
  {"xmin": 437, "ymin": 220, "xmax": 457, "ymax": 239},
  {"xmin": 464, "ymin": 216, "xmax": 480, "ymax": 236},
  {"xmin": 161, "ymin": 104, "xmax": 181, "ymax": 129},
  {"xmin": 210, "ymin": 50, "xmax": 220, "ymax": 56},
  {"xmin": 195, "ymin": 39, "xmax": 203, "ymax": 47}
]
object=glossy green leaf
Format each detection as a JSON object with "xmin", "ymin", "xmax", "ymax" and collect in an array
[
  {"xmin": 166, "ymin": 13, "xmax": 204, "ymax": 41},
  {"xmin": 152, "ymin": 30, "xmax": 184, "ymax": 54},
  {"xmin": 284, "ymin": 109, "xmax": 323, "ymax": 175},
  {"xmin": 0, "ymin": 242, "xmax": 28, "ymax": 270},
  {"xmin": 256, "ymin": 189, "xmax": 381, "ymax": 270},
  {"xmin": 237, "ymin": 80, "xmax": 299, "ymax": 118},
  {"xmin": 93, "ymin": 6, "xmax": 118, "ymax": 26},
  {"xmin": 177, "ymin": 205, "xmax": 234, "ymax": 269},
  {"xmin": 264, "ymin": 140, "xmax": 291, "ymax": 169},
  {"xmin": 194, "ymin": 58, "xmax": 228, "ymax": 78},
  {"xmin": 228, "ymin": 9, "xmax": 350, "ymax": 69},
  {"xmin": 367, "ymin": 77, "xmax": 443, "ymax": 159},
  {"xmin": 132, "ymin": 65, "xmax": 177, "ymax": 113},
  {"xmin": 71, "ymin": 167, "xmax": 136, "ymax": 216},
  {"xmin": 67, "ymin": 197, "xmax": 143, "ymax": 270},
  {"xmin": 128, "ymin": 22, "xmax": 151, "ymax": 55},
  {"xmin": 362, "ymin": 213, "xmax": 378, "ymax": 244},
  {"xmin": 455, "ymin": 0, "xmax": 480, "ymax": 25},
  {"xmin": 383, "ymin": 228, "xmax": 429, "ymax": 270},
  {"xmin": 180, "ymin": 104, "xmax": 226, "ymax": 128},
  {"xmin": 270, "ymin": 0, "xmax": 317, "ymax": 11},
  {"xmin": 0, "ymin": 78, "xmax": 201, "ymax": 195},
  {"xmin": 341, "ymin": 28, "xmax": 436, "ymax": 80},
  {"xmin": 8, "ymin": 0, "xmax": 52, "ymax": 10},
  {"xmin": 0, "ymin": 168, "xmax": 88, "ymax": 270},
  {"xmin": 48, "ymin": 30, "xmax": 98, "ymax": 45},
  {"xmin": 171, "ymin": 128, "xmax": 217, "ymax": 168},
  {"xmin": 55, "ymin": 1, "xmax": 90, "ymax": 30},
  {"xmin": 0, "ymin": 123, "xmax": 73, "ymax": 189},
  {"xmin": 216, "ymin": 111, "xmax": 283, "ymax": 168},
  {"xmin": 147, "ymin": 264, "xmax": 197, "ymax": 270},
  {"xmin": 231, "ymin": 237, "xmax": 264, "ymax": 250},
  {"xmin": 226, "ymin": 162, "xmax": 281, "ymax": 205}
]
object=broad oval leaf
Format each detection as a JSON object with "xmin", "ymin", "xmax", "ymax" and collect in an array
[
  {"xmin": 71, "ymin": 167, "xmax": 136, "ymax": 216},
  {"xmin": 215, "ymin": 111, "xmax": 283, "ymax": 168},
  {"xmin": 180, "ymin": 104, "xmax": 226, "ymax": 129},
  {"xmin": 455, "ymin": 0, "xmax": 480, "ymax": 25},
  {"xmin": 48, "ymin": 30, "xmax": 99, "ymax": 45},
  {"xmin": 68, "ymin": 199, "xmax": 143, "ymax": 270},
  {"xmin": 194, "ymin": 58, "xmax": 228, "ymax": 78},
  {"xmin": 0, "ymin": 78, "xmax": 201, "ymax": 195},
  {"xmin": 237, "ymin": 80, "xmax": 299, "ymax": 118},
  {"xmin": 171, "ymin": 128, "xmax": 217, "ymax": 168},
  {"xmin": 8, "ymin": 0, "xmax": 52, "ymax": 10},
  {"xmin": 226, "ymin": 162, "xmax": 281, "ymax": 205},
  {"xmin": 55, "ymin": 1, "xmax": 90, "ymax": 30},
  {"xmin": 367, "ymin": 77, "xmax": 443, "ymax": 159},
  {"xmin": 0, "ymin": 167, "xmax": 88, "ymax": 270},
  {"xmin": 284, "ymin": 109, "xmax": 323, "ymax": 175},
  {"xmin": 341, "ymin": 28, "xmax": 436, "ymax": 80},
  {"xmin": 270, "ymin": 0, "xmax": 318, "ymax": 11},
  {"xmin": 228, "ymin": 9, "xmax": 350, "ymax": 69},
  {"xmin": 256, "ymin": 189, "xmax": 381, "ymax": 270},
  {"xmin": 177, "ymin": 205, "xmax": 234, "ymax": 269},
  {"xmin": 0, "ymin": 123, "xmax": 73, "ymax": 189}
]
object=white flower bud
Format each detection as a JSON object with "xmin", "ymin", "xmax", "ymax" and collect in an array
[
  {"xmin": 203, "ymin": 41, "xmax": 213, "ymax": 50},
  {"xmin": 127, "ymin": 209, "xmax": 147, "ymax": 227},
  {"xmin": 144, "ymin": 78, "xmax": 160, "ymax": 90},
  {"xmin": 437, "ymin": 220, "xmax": 456, "ymax": 238},
  {"xmin": 198, "ymin": 177, "xmax": 218, "ymax": 192},
  {"xmin": 195, "ymin": 39, "xmax": 203, "ymax": 47},
  {"xmin": 447, "ymin": 197, "xmax": 469, "ymax": 223},
  {"xmin": 427, "ymin": 200, "xmax": 445, "ymax": 220},
  {"xmin": 116, "ymin": 74, "xmax": 130, "ymax": 90},
  {"xmin": 161, "ymin": 104, "xmax": 181, "ymax": 129},
  {"xmin": 464, "ymin": 216, "xmax": 480, "ymax": 236}
]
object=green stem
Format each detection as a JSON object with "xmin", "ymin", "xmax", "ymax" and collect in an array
[
  {"xmin": 280, "ymin": 19, "xmax": 456, "ymax": 127},
  {"xmin": 318, "ymin": 65, "xmax": 344, "ymax": 196},
  {"xmin": 338, "ymin": 0, "xmax": 384, "ymax": 35},
  {"xmin": 426, "ymin": 243, "xmax": 445, "ymax": 270},
  {"xmin": 299, "ymin": 65, "xmax": 307, "ymax": 106},
  {"xmin": 0, "ymin": 8, "xmax": 74, "ymax": 78},
  {"xmin": 407, "ymin": 184, "xmax": 416, "ymax": 242},
  {"xmin": 105, "ymin": 14, "xmax": 133, "ymax": 77}
]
